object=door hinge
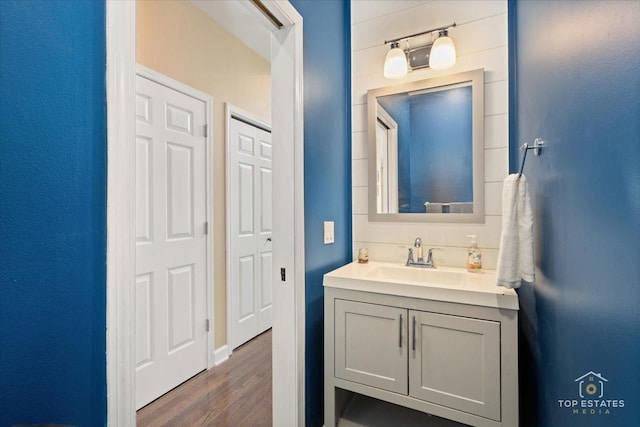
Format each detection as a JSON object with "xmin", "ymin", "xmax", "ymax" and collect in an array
[
  {"xmin": 206, "ymin": 319, "xmax": 210, "ymax": 332},
  {"xmin": 204, "ymin": 221, "xmax": 209, "ymax": 235},
  {"xmin": 204, "ymin": 124, "xmax": 208, "ymax": 138},
  {"xmin": 280, "ymin": 268, "xmax": 286, "ymax": 282}
]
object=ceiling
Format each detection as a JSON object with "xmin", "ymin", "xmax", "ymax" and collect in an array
[{"xmin": 191, "ymin": 0, "xmax": 271, "ymax": 62}]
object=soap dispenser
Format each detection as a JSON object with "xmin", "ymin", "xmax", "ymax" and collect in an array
[{"xmin": 466, "ymin": 235, "xmax": 482, "ymax": 272}]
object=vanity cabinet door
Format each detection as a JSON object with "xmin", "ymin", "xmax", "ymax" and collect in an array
[
  {"xmin": 409, "ymin": 310, "xmax": 501, "ymax": 421},
  {"xmin": 334, "ymin": 300, "xmax": 408, "ymax": 394}
]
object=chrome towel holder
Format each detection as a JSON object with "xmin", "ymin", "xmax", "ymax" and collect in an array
[{"xmin": 518, "ymin": 138, "xmax": 545, "ymax": 177}]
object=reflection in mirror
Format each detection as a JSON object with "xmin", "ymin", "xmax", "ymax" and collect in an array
[
  {"xmin": 368, "ymin": 69, "xmax": 484, "ymax": 223},
  {"xmin": 377, "ymin": 84, "xmax": 472, "ymax": 213}
]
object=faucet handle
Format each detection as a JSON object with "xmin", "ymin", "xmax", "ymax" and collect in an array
[
  {"xmin": 426, "ymin": 247, "xmax": 443, "ymax": 267},
  {"xmin": 405, "ymin": 247, "xmax": 414, "ymax": 265}
]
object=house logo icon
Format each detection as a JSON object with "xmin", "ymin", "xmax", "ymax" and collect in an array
[
  {"xmin": 575, "ymin": 371, "xmax": 608, "ymax": 398},
  {"xmin": 558, "ymin": 370, "xmax": 624, "ymax": 414}
]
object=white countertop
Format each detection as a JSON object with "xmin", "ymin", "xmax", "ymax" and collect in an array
[{"xmin": 323, "ymin": 261, "xmax": 519, "ymax": 310}]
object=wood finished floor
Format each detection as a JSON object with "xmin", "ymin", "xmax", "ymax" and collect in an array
[{"xmin": 137, "ymin": 329, "xmax": 272, "ymax": 427}]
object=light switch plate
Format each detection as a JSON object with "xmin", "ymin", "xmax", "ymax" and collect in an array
[{"xmin": 324, "ymin": 221, "xmax": 335, "ymax": 244}]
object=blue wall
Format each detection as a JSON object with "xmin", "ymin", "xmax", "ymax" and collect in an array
[
  {"xmin": 288, "ymin": 1, "xmax": 352, "ymax": 426},
  {"xmin": 0, "ymin": 1, "xmax": 107, "ymax": 426},
  {"xmin": 409, "ymin": 87, "xmax": 472, "ymax": 209},
  {"xmin": 510, "ymin": 1, "xmax": 640, "ymax": 426}
]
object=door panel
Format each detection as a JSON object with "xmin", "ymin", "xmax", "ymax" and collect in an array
[
  {"xmin": 260, "ymin": 168, "xmax": 272, "ymax": 232},
  {"xmin": 409, "ymin": 310, "xmax": 501, "ymax": 421},
  {"xmin": 166, "ymin": 102, "xmax": 193, "ymax": 135},
  {"xmin": 135, "ymin": 74, "xmax": 208, "ymax": 409},
  {"xmin": 239, "ymin": 163, "xmax": 254, "ymax": 235},
  {"xmin": 135, "ymin": 273, "xmax": 153, "ymax": 368},
  {"xmin": 229, "ymin": 118, "xmax": 272, "ymax": 349},
  {"xmin": 334, "ymin": 300, "xmax": 408, "ymax": 394},
  {"xmin": 239, "ymin": 255, "xmax": 255, "ymax": 321},
  {"xmin": 136, "ymin": 136, "xmax": 152, "ymax": 244},
  {"xmin": 167, "ymin": 264, "xmax": 195, "ymax": 352},
  {"xmin": 166, "ymin": 142, "xmax": 194, "ymax": 239}
]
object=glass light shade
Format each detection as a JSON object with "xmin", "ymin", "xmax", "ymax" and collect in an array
[
  {"xmin": 384, "ymin": 46, "xmax": 408, "ymax": 79},
  {"xmin": 429, "ymin": 35, "xmax": 456, "ymax": 70}
]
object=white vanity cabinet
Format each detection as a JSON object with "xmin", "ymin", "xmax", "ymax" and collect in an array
[
  {"xmin": 335, "ymin": 300, "xmax": 408, "ymax": 395},
  {"xmin": 324, "ymin": 262, "xmax": 519, "ymax": 427}
]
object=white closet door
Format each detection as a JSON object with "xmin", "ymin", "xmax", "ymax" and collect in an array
[
  {"xmin": 135, "ymin": 75, "xmax": 208, "ymax": 409},
  {"xmin": 229, "ymin": 117, "xmax": 273, "ymax": 349}
]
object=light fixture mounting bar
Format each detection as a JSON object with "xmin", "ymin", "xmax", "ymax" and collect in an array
[{"xmin": 384, "ymin": 22, "xmax": 456, "ymax": 45}]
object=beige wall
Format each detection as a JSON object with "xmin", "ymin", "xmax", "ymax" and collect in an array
[
  {"xmin": 351, "ymin": 0, "xmax": 508, "ymax": 269},
  {"xmin": 137, "ymin": 0, "xmax": 271, "ymax": 348}
]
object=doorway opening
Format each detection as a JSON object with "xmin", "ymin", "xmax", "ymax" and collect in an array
[
  {"xmin": 106, "ymin": 0, "xmax": 305, "ymax": 425},
  {"xmin": 135, "ymin": 0, "xmax": 273, "ymax": 406}
]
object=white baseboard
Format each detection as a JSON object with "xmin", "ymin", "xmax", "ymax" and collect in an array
[{"xmin": 213, "ymin": 344, "xmax": 231, "ymax": 366}]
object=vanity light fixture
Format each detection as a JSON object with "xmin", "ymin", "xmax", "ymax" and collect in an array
[
  {"xmin": 383, "ymin": 23, "xmax": 457, "ymax": 79},
  {"xmin": 429, "ymin": 29, "xmax": 456, "ymax": 70},
  {"xmin": 383, "ymin": 41, "xmax": 408, "ymax": 79}
]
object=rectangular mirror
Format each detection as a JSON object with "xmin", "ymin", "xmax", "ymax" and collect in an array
[{"xmin": 368, "ymin": 69, "xmax": 484, "ymax": 223}]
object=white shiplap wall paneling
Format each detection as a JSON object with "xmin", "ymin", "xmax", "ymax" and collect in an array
[
  {"xmin": 351, "ymin": 0, "xmax": 508, "ymax": 269},
  {"xmin": 352, "ymin": 241, "xmax": 501, "ymax": 270},
  {"xmin": 485, "ymin": 182, "xmax": 504, "ymax": 217},
  {"xmin": 352, "ymin": 187, "xmax": 368, "ymax": 215},
  {"xmin": 352, "ymin": 159, "xmax": 368, "ymax": 188},
  {"xmin": 352, "ymin": 131, "xmax": 368, "ymax": 160},
  {"xmin": 485, "ymin": 148, "xmax": 509, "ymax": 183},
  {"xmin": 485, "ymin": 114, "xmax": 508, "ymax": 149},
  {"xmin": 485, "ymin": 80, "xmax": 508, "ymax": 116},
  {"xmin": 351, "ymin": 1, "xmax": 425, "ymax": 25},
  {"xmin": 352, "ymin": 215, "xmax": 503, "ymax": 249},
  {"xmin": 352, "ymin": 104, "xmax": 367, "ymax": 132},
  {"xmin": 352, "ymin": 1, "xmax": 506, "ymax": 51}
]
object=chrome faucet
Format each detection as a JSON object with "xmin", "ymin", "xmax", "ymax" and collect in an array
[
  {"xmin": 406, "ymin": 237, "xmax": 440, "ymax": 268},
  {"xmin": 414, "ymin": 237, "xmax": 423, "ymax": 263}
]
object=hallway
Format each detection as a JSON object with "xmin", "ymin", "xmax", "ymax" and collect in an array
[{"xmin": 137, "ymin": 330, "xmax": 272, "ymax": 426}]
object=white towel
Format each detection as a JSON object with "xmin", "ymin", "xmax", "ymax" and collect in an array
[{"xmin": 497, "ymin": 174, "xmax": 535, "ymax": 289}]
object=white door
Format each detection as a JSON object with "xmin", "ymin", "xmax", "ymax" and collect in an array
[
  {"xmin": 228, "ymin": 117, "xmax": 273, "ymax": 349},
  {"xmin": 135, "ymin": 74, "xmax": 208, "ymax": 409}
]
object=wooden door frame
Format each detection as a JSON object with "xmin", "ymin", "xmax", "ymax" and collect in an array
[
  {"xmin": 135, "ymin": 64, "xmax": 215, "ymax": 375},
  {"xmin": 106, "ymin": 1, "xmax": 306, "ymax": 425},
  {"xmin": 225, "ymin": 103, "xmax": 272, "ymax": 355}
]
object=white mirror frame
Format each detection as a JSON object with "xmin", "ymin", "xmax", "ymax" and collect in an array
[{"xmin": 367, "ymin": 68, "xmax": 485, "ymax": 223}]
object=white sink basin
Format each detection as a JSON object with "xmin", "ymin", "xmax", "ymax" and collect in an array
[
  {"xmin": 323, "ymin": 261, "xmax": 519, "ymax": 310},
  {"xmin": 365, "ymin": 265, "xmax": 466, "ymax": 287}
]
